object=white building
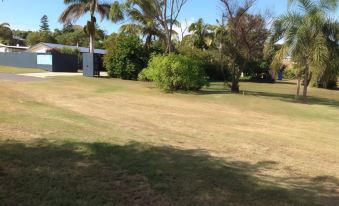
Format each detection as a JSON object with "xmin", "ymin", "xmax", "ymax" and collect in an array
[{"xmin": 0, "ymin": 43, "xmax": 29, "ymax": 53}]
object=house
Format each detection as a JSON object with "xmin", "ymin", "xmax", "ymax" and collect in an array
[
  {"xmin": 0, "ymin": 43, "xmax": 29, "ymax": 53},
  {"xmin": 28, "ymin": 43, "xmax": 106, "ymax": 55}
]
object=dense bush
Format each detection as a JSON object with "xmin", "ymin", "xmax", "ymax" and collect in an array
[
  {"xmin": 54, "ymin": 29, "xmax": 88, "ymax": 48},
  {"xmin": 283, "ymin": 67, "xmax": 298, "ymax": 80},
  {"xmin": 139, "ymin": 54, "xmax": 209, "ymax": 91},
  {"xmin": 104, "ymin": 33, "xmax": 146, "ymax": 80},
  {"xmin": 26, "ymin": 31, "xmax": 56, "ymax": 46},
  {"xmin": 178, "ymin": 47, "xmax": 228, "ymax": 81}
]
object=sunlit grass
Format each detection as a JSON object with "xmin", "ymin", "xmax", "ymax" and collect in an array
[{"xmin": 0, "ymin": 66, "xmax": 46, "ymax": 73}]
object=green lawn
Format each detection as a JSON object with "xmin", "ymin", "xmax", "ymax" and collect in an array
[
  {"xmin": 0, "ymin": 66, "xmax": 46, "ymax": 73},
  {"xmin": 0, "ymin": 70, "xmax": 338, "ymax": 205}
]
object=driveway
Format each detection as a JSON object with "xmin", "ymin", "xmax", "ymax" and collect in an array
[
  {"xmin": 19, "ymin": 72, "xmax": 82, "ymax": 78},
  {"xmin": 0, "ymin": 73, "xmax": 45, "ymax": 81}
]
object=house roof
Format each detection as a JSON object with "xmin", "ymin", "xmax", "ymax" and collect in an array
[{"xmin": 29, "ymin": 43, "xmax": 106, "ymax": 54}]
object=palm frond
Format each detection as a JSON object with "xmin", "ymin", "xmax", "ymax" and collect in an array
[
  {"xmin": 97, "ymin": 3, "xmax": 111, "ymax": 21},
  {"xmin": 319, "ymin": 0, "xmax": 338, "ymax": 11},
  {"xmin": 110, "ymin": 1, "xmax": 124, "ymax": 22},
  {"xmin": 0, "ymin": 23, "xmax": 10, "ymax": 28},
  {"xmin": 59, "ymin": 3, "xmax": 88, "ymax": 23}
]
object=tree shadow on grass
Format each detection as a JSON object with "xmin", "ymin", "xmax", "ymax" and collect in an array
[
  {"xmin": 242, "ymin": 91, "xmax": 339, "ymax": 108},
  {"xmin": 0, "ymin": 139, "xmax": 338, "ymax": 206},
  {"xmin": 274, "ymin": 81, "xmax": 297, "ymax": 85},
  {"xmin": 195, "ymin": 85, "xmax": 339, "ymax": 109}
]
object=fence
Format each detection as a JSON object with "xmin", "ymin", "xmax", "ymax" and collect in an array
[{"xmin": 0, "ymin": 52, "xmax": 78, "ymax": 72}]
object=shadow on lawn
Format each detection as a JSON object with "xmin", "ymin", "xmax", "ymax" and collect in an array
[
  {"xmin": 0, "ymin": 139, "xmax": 338, "ymax": 206},
  {"xmin": 243, "ymin": 91, "xmax": 339, "ymax": 108},
  {"xmin": 197, "ymin": 85, "xmax": 339, "ymax": 108}
]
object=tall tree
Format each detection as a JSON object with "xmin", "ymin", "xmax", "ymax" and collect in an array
[
  {"xmin": 0, "ymin": 23, "xmax": 13, "ymax": 44},
  {"xmin": 220, "ymin": 0, "xmax": 269, "ymax": 93},
  {"xmin": 269, "ymin": 0, "xmax": 338, "ymax": 101},
  {"xmin": 40, "ymin": 15, "xmax": 50, "ymax": 32},
  {"xmin": 59, "ymin": 0, "xmax": 124, "ymax": 53},
  {"xmin": 127, "ymin": 0, "xmax": 188, "ymax": 53}
]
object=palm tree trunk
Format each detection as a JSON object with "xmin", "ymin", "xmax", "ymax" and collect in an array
[
  {"xmin": 302, "ymin": 64, "xmax": 309, "ymax": 102},
  {"xmin": 296, "ymin": 71, "xmax": 301, "ymax": 100},
  {"xmin": 89, "ymin": 33, "xmax": 95, "ymax": 54}
]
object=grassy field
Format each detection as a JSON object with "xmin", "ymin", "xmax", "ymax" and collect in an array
[
  {"xmin": 0, "ymin": 66, "xmax": 46, "ymax": 73},
  {"xmin": 0, "ymin": 70, "xmax": 338, "ymax": 205}
]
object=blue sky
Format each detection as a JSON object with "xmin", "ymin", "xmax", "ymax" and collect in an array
[{"xmin": 0, "ymin": 0, "xmax": 338, "ymax": 34}]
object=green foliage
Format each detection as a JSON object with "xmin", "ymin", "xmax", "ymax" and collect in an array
[
  {"xmin": 60, "ymin": 0, "xmax": 123, "ymax": 53},
  {"xmin": 104, "ymin": 33, "xmax": 146, "ymax": 80},
  {"xmin": 243, "ymin": 60, "xmax": 275, "ymax": 82},
  {"xmin": 188, "ymin": 18, "xmax": 214, "ymax": 50},
  {"xmin": 0, "ymin": 26, "xmax": 13, "ymax": 45},
  {"xmin": 55, "ymin": 29, "xmax": 89, "ymax": 47},
  {"xmin": 26, "ymin": 32, "xmax": 56, "ymax": 46},
  {"xmin": 269, "ymin": 0, "xmax": 338, "ymax": 97},
  {"xmin": 283, "ymin": 67, "xmax": 298, "ymax": 80},
  {"xmin": 48, "ymin": 47, "xmax": 80, "ymax": 55},
  {"xmin": 313, "ymin": 20, "xmax": 339, "ymax": 89},
  {"xmin": 178, "ymin": 46, "xmax": 228, "ymax": 81},
  {"xmin": 139, "ymin": 54, "xmax": 209, "ymax": 92}
]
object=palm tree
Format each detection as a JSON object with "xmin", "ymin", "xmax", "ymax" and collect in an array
[
  {"xmin": 121, "ymin": 4, "xmax": 164, "ymax": 50},
  {"xmin": 188, "ymin": 18, "xmax": 213, "ymax": 50},
  {"xmin": 315, "ymin": 19, "xmax": 339, "ymax": 88},
  {"xmin": 59, "ymin": 0, "xmax": 124, "ymax": 53},
  {"xmin": 269, "ymin": 0, "xmax": 338, "ymax": 102},
  {"xmin": 126, "ymin": 0, "xmax": 187, "ymax": 53},
  {"xmin": 0, "ymin": 22, "xmax": 9, "ymax": 29}
]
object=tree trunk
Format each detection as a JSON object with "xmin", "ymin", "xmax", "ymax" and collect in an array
[
  {"xmin": 145, "ymin": 34, "xmax": 152, "ymax": 51},
  {"xmin": 89, "ymin": 32, "xmax": 95, "ymax": 54},
  {"xmin": 219, "ymin": 46, "xmax": 226, "ymax": 83},
  {"xmin": 296, "ymin": 71, "xmax": 301, "ymax": 100},
  {"xmin": 231, "ymin": 69, "xmax": 241, "ymax": 93},
  {"xmin": 302, "ymin": 64, "xmax": 309, "ymax": 102},
  {"xmin": 166, "ymin": 33, "xmax": 173, "ymax": 53},
  {"xmin": 231, "ymin": 79, "xmax": 240, "ymax": 93}
]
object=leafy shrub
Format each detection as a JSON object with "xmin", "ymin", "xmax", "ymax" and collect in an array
[
  {"xmin": 104, "ymin": 33, "xmax": 146, "ymax": 80},
  {"xmin": 139, "ymin": 54, "xmax": 209, "ymax": 91},
  {"xmin": 178, "ymin": 46, "xmax": 228, "ymax": 81},
  {"xmin": 283, "ymin": 67, "xmax": 298, "ymax": 80},
  {"xmin": 47, "ymin": 48, "xmax": 80, "ymax": 55},
  {"xmin": 26, "ymin": 31, "xmax": 56, "ymax": 46},
  {"xmin": 55, "ymin": 29, "xmax": 89, "ymax": 48}
]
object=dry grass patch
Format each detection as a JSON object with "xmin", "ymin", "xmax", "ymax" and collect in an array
[
  {"xmin": 0, "ymin": 66, "xmax": 46, "ymax": 74},
  {"xmin": 0, "ymin": 76, "xmax": 338, "ymax": 205}
]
